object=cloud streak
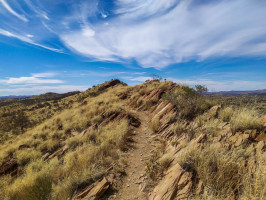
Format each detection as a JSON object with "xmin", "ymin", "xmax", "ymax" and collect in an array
[
  {"xmin": 61, "ymin": 0, "xmax": 266, "ymax": 68},
  {"xmin": 0, "ymin": 0, "xmax": 266, "ymax": 68},
  {"xmin": 0, "ymin": 74, "xmax": 63, "ymax": 85},
  {"xmin": 0, "ymin": 0, "xmax": 28, "ymax": 22}
]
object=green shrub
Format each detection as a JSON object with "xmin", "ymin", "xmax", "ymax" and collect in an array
[{"xmin": 163, "ymin": 86, "xmax": 215, "ymax": 120}]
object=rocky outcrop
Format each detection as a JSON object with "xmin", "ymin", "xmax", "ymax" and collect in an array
[
  {"xmin": 149, "ymin": 163, "xmax": 192, "ymax": 200},
  {"xmin": 0, "ymin": 158, "xmax": 18, "ymax": 176},
  {"xmin": 205, "ymin": 105, "xmax": 221, "ymax": 120},
  {"xmin": 76, "ymin": 174, "xmax": 114, "ymax": 200},
  {"xmin": 97, "ymin": 79, "xmax": 123, "ymax": 92}
]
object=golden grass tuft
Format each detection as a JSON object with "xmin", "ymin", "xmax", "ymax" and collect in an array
[
  {"xmin": 219, "ymin": 106, "xmax": 262, "ymax": 132},
  {"xmin": 150, "ymin": 116, "xmax": 160, "ymax": 133}
]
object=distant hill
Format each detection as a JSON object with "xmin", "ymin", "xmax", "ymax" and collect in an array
[
  {"xmin": 0, "ymin": 95, "xmax": 34, "ymax": 99},
  {"xmin": 209, "ymin": 89, "xmax": 266, "ymax": 96},
  {"xmin": 0, "ymin": 91, "xmax": 81, "ymax": 107}
]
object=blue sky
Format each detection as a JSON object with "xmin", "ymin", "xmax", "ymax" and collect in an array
[{"xmin": 0, "ymin": 0, "xmax": 265, "ymax": 95}]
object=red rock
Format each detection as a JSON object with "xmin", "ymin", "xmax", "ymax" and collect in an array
[
  {"xmin": 195, "ymin": 133, "xmax": 207, "ymax": 143},
  {"xmin": 255, "ymin": 133, "xmax": 266, "ymax": 142},
  {"xmin": 175, "ymin": 181, "xmax": 192, "ymax": 200},
  {"xmin": 206, "ymin": 105, "xmax": 221, "ymax": 119},
  {"xmin": 99, "ymin": 113, "xmax": 117, "ymax": 126},
  {"xmin": 262, "ymin": 115, "xmax": 266, "ymax": 126},
  {"xmin": 149, "ymin": 163, "xmax": 183, "ymax": 200},
  {"xmin": 82, "ymin": 177, "xmax": 110, "ymax": 200},
  {"xmin": 0, "ymin": 158, "xmax": 18, "ymax": 175},
  {"xmin": 195, "ymin": 180, "xmax": 204, "ymax": 195}
]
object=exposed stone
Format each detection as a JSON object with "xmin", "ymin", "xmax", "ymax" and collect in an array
[
  {"xmin": 99, "ymin": 113, "xmax": 118, "ymax": 127},
  {"xmin": 153, "ymin": 103, "xmax": 175, "ymax": 121},
  {"xmin": 256, "ymin": 141, "xmax": 265, "ymax": 152},
  {"xmin": 146, "ymin": 89, "xmax": 163, "ymax": 100},
  {"xmin": 195, "ymin": 133, "xmax": 207, "ymax": 143},
  {"xmin": 177, "ymin": 172, "xmax": 192, "ymax": 189},
  {"xmin": 175, "ymin": 181, "xmax": 192, "ymax": 200},
  {"xmin": 42, "ymin": 152, "xmax": 50, "ymax": 161},
  {"xmin": 255, "ymin": 133, "xmax": 266, "ymax": 142},
  {"xmin": 81, "ymin": 177, "xmax": 110, "ymax": 200},
  {"xmin": 0, "ymin": 158, "xmax": 18, "ymax": 175},
  {"xmin": 262, "ymin": 115, "xmax": 266, "ymax": 126},
  {"xmin": 149, "ymin": 163, "xmax": 184, "ymax": 200},
  {"xmin": 18, "ymin": 144, "xmax": 30, "ymax": 150},
  {"xmin": 245, "ymin": 130, "xmax": 257, "ymax": 139},
  {"xmin": 206, "ymin": 105, "xmax": 221, "ymax": 120},
  {"xmin": 195, "ymin": 180, "xmax": 204, "ymax": 195}
]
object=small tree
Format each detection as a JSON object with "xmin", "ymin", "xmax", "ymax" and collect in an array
[
  {"xmin": 195, "ymin": 85, "xmax": 208, "ymax": 95},
  {"xmin": 13, "ymin": 111, "xmax": 30, "ymax": 132},
  {"xmin": 150, "ymin": 73, "xmax": 162, "ymax": 81}
]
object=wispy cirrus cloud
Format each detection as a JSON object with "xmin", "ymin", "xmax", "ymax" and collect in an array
[
  {"xmin": 0, "ymin": 73, "xmax": 63, "ymax": 85},
  {"xmin": 60, "ymin": 0, "xmax": 266, "ymax": 68},
  {"xmin": 0, "ymin": 0, "xmax": 28, "ymax": 22},
  {"xmin": 0, "ymin": 0, "xmax": 266, "ymax": 68}
]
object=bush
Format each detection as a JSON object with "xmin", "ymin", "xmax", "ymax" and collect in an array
[{"xmin": 163, "ymin": 86, "xmax": 215, "ymax": 120}]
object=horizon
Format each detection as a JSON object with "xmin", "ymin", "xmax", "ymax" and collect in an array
[
  {"xmin": 1, "ymin": 0, "xmax": 266, "ymax": 95},
  {"xmin": 0, "ymin": 78, "xmax": 266, "ymax": 98}
]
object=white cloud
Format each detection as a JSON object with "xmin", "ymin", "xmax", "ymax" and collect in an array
[
  {"xmin": 125, "ymin": 76, "xmax": 152, "ymax": 82},
  {"xmin": 0, "ymin": 0, "xmax": 266, "ymax": 68},
  {"xmin": 60, "ymin": 0, "xmax": 266, "ymax": 68},
  {"xmin": 168, "ymin": 78, "xmax": 266, "ymax": 92},
  {"xmin": 0, "ymin": 85, "xmax": 88, "ymax": 95},
  {"xmin": 0, "ymin": 29, "xmax": 63, "ymax": 53},
  {"xmin": 123, "ymin": 75, "xmax": 266, "ymax": 91},
  {"xmin": 31, "ymin": 72, "xmax": 58, "ymax": 78},
  {"xmin": 0, "ymin": 0, "xmax": 28, "ymax": 22},
  {"xmin": 0, "ymin": 75, "xmax": 63, "ymax": 85}
]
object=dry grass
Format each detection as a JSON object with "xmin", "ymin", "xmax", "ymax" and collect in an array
[
  {"xmin": 0, "ymin": 83, "xmax": 132, "ymax": 199},
  {"xmin": 150, "ymin": 116, "xmax": 160, "ymax": 133},
  {"xmin": 177, "ymin": 143, "xmax": 266, "ymax": 199},
  {"xmin": 174, "ymin": 120, "xmax": 188, "ymax": 136},
  {"xmin": 219, "ymin": 106, "xmax": 262, "ymax": 132},
  {"xmin": 0, "ymin": 119, "xmax": 130, "ymax": 200}
]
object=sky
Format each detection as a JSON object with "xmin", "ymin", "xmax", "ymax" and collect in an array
[{"xmin": 0, "ymin": 0, "xmax": 266, "ymax": 95}]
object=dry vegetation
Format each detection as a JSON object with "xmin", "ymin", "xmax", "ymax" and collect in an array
[
  {"xmin": 0, "ymin": 79, "xmax": 265, "ymax": 200},
  {"xmin": 0, "ymin": 80, "xmax": 132, "ymax": 199}
]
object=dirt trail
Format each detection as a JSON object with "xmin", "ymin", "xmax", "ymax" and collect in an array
[{"xmin": 115, "ymin": 111, "xmax": 158, "ymax": 200}]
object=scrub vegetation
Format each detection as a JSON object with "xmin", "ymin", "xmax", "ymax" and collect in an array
[{"xmin": 0, "ymin": 79, "xmax": 265, "ymax": 200}]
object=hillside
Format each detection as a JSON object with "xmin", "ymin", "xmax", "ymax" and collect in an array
[
  {"xmin": 0, "ymin": 79, "xmax": 265, "ymax": 200},
  {"xmin": 0, "ymin": 91, "xmax": 81, "ymax": 143}
]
